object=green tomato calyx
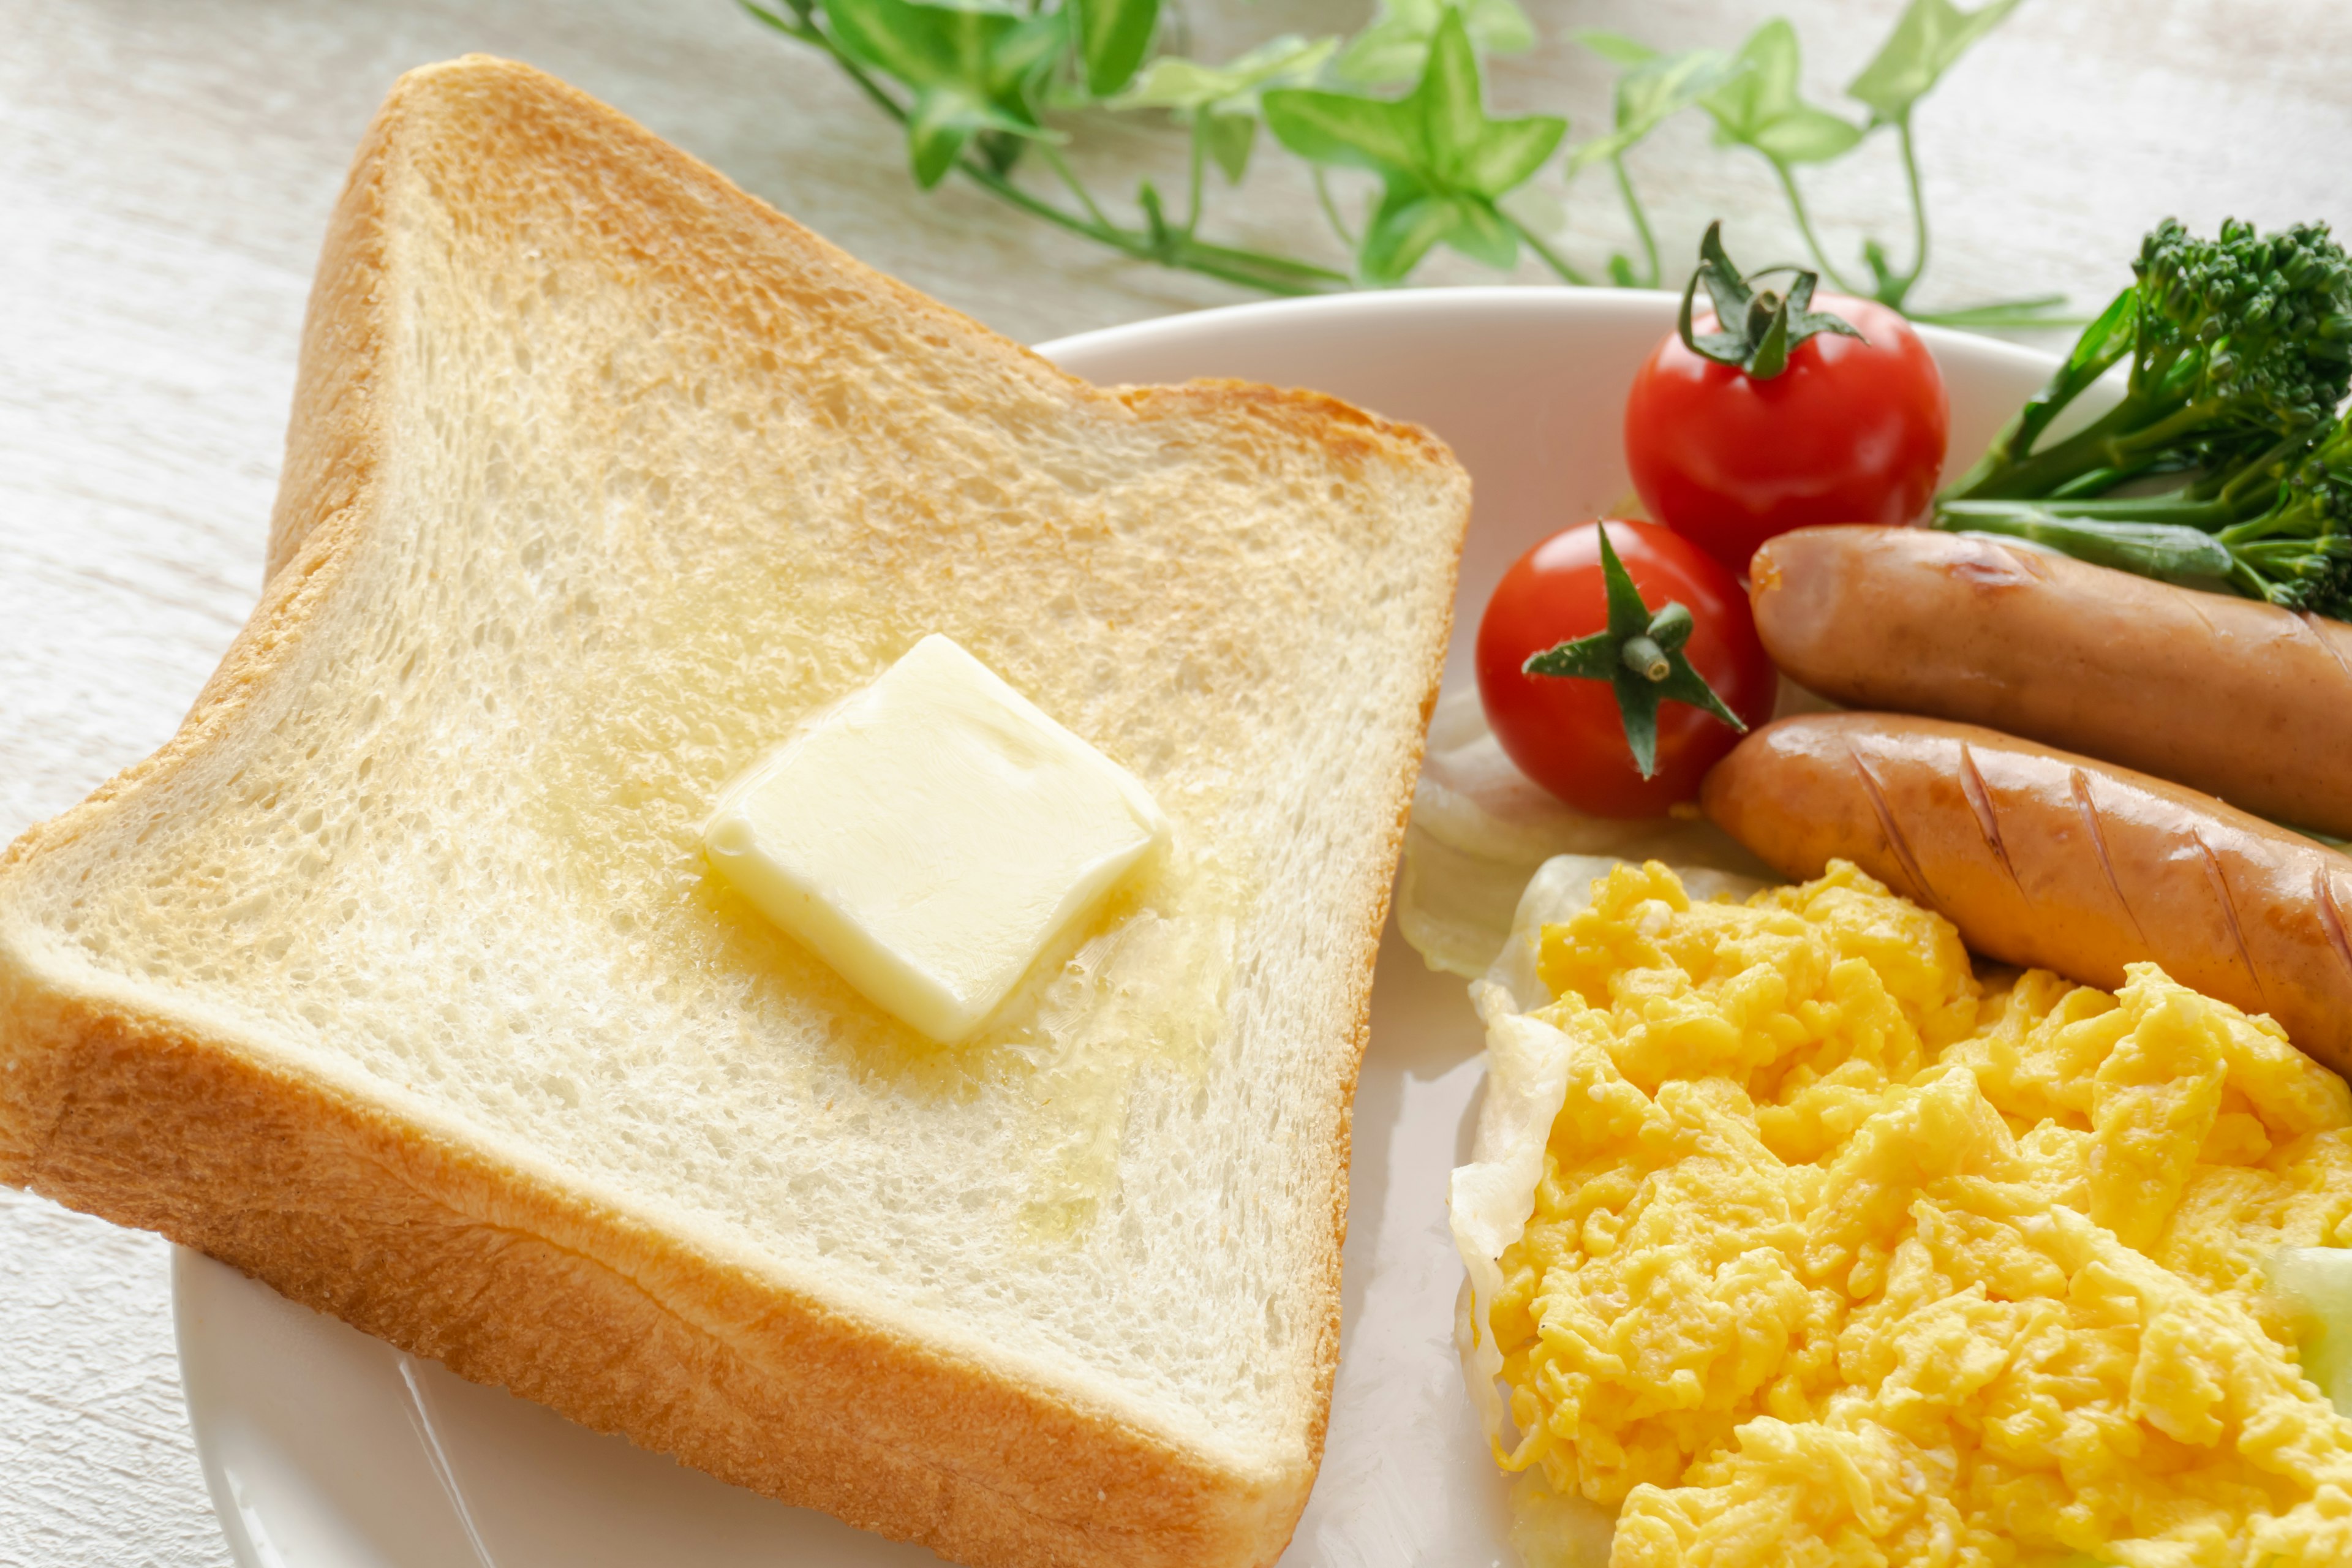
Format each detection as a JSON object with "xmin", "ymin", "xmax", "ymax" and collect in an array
[
  {"xmin": 1678, "ymin": 219, "xmax": 1864, "ymax": 380},
  {"xmin": 1519, "ymin": 523, "xmax": 1750, "ymax": 779}
]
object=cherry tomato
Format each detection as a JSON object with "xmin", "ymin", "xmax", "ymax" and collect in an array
[
  {"xmin": 1624, "ymin": 295, "xmax": 1948, "ymax": 576},
  {"xmin": 1476, "ymin": 520, "xmax": 1776, "ymax": 818}
]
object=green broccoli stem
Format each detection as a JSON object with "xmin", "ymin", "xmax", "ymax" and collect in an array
[
  {"xmin": 1950, "ymin": 491, "xmax": 2236, "ymax": 530},
  {"xmin": 1944, "ymin": 270, "xmax": 2253, "ymax": 502},
  {"xmin": 2227, "ymin": 530, "xmax": 2352, "ymax": 608},
  {"xmin": 1942, "ymin": 500, "xmax": 2341, "ymax": 609},
  {"xmin": 1939, "ymin": 428, "xmax": 2352, "ymax": 613},
  {"xmin": 2188, "ymin": 447, "xmax": 2270, "ymax": 505},
  {"xmin": 2221, "ymin": 488, "xmax": 2335, "ymax": 548},
  {"xmin": 1950, "ymin": 390, "xmax": 2228, "ymax": 500},
  {"xmin": 1945, "ymin": 285, "xmax": 2139, "ymax": 494},
  {"xmin": 1943, "ymin": 433, "xmax": 2337, "ymax": 538},
  {"xmin": 1934, "ymin": 502, "xmax": 2236, "ymax": 584}
]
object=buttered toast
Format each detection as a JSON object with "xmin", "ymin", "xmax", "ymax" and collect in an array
[{"xmin": 0, "ymin": 56, "xmax": 1466, "ymax": 1568}]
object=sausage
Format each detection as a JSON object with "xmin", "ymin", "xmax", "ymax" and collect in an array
[
  {"xmin": 1700, "ymin": 712, "xmax": 2352, "ymax": 1075},
  {"xmin": 1749, "ymin": 526, "xmax": 2352, "ymax": 838}
]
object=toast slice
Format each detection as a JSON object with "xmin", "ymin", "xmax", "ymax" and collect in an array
[{"xmin": 0, "ymin": 55, "xmax": 1465, "ymax": 1568}]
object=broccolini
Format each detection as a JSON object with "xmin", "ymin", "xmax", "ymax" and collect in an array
[{"xmin": 1937, "ymin": 217, "xmax": 2352, "ymax": 618}]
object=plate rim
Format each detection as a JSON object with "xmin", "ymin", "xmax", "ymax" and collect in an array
[{"xmin": 174, "ymin": 283, "xmax": 2065, "ymax": 1568}]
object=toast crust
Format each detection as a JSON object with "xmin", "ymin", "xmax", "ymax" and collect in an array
[
  {"xmin": 0, "ymin": 938, "xmax": 1275, "ymax": 1567},
  {"xmin": 0, "ymin": 55, "xmax": 1466, "ymax": 1568}
]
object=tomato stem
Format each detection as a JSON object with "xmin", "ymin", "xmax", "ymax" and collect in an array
[
  {"xmin": 1676, "ymin": 221, "xmax": 1861, "ymax": 381},
  {"xmin": 1520, "ymin": 523, "xmax": 1751, "ymax": 779},
  {"xmin": 1622, "ymin": 635, "xmax": 1670, "ymax": 681}
]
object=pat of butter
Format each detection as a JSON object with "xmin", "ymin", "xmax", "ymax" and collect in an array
[{"xmin": 702, "ymin": 634, "xmax": 1169, "ymax": 1042}]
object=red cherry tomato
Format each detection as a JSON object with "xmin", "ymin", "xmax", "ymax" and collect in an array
[
  {"xmin": 1624, "ymin": 295, "xmax": 1948, "ymax": 576},
  {"xmin": 1476, "ymin": 520, "xmax": 1776, "ymax": 818}
]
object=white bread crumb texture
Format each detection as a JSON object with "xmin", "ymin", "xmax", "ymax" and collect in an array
[{"xmin": 10, "ymin": 70, "xmax": 1465, "ymax": 1467}]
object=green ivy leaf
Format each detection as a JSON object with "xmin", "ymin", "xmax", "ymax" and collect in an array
[
  {"xmin": 825, "ymin": 0, "xmax": 1066, "ymax": 187},
  {"xmin": 1263, "ymin": 8, "xmax": 1564, "ymax": 282},
  {"xmin": 1110, "ymin": 31, "xmax": 1332, "ymax": 187},
  {"xmin": 905, "ymin": 91, "xmax": 978, "ymax": 185},
  {"xmin": 1071, "ymin": 0, "xmax": 1159, "ymax": 98},
  {"xmin": 1750, "ymin": 104, "xmax": 1866, "ymax": 164},
  {"xmin": 1572, "ymin": 29, "xmax": 1656, "ymax": 70},
  {"xmin": 1700, "ymin": 19, "xmax": 1863, "ymax": 165},
  {"xmin": 1564, "ymin": 36, "xmax": 1739, "ymax": 175},
  {"xmin": 1335, "ymin": 0, "xmax": 1533, "ymax": 87},
  {"xmin": 971, "ymin": 127, "xmax": 1027, "ymax": 175},
  {"xmin": 1846, "ymin": 0, "xmax": 2024, "ymax": 125},
  {"xmin": 1200, "ymin": 108, "xmax": 1257, "ymax": 183},
  {"xmin": 1360, "ymin": 188, "xmax": 1467, "ymax": 277},
  {"xmin": 1262, "ymin": 89, "xmax": 1421, "ymax": 176},
  {"xmin": 1109, "ymin": 33, "xmax": 1336, "ymax": 112}
]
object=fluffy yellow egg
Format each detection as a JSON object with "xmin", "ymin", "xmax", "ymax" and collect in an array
[{"xmin": 1457, "ymin": 859, "xmax": 2352, "ymax": 1568}]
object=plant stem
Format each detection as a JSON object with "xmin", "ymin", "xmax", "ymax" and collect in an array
[
  {"xmin": 1611, "ymin": 156, "xmax": 1659, "ymax": 288},
  {"xmin": 750, "ymin": 0, "xmax": 2031, "ymax": 315},
  {"xmin": 743, "ymin": 0, "xmax": 1344, "ymax": 296},
  {"xmin": 1507, "ymin": 214, "xmax": 1596, "ymax": 287},
  {"xmin": 973, "ymin": 162, "xmax": 1341, "ymax": 292},
  {"xmin": 1313, "ymin": 167, "xmax": 1357, "ymax": 250},
  {"xmin": 1909, "ymin": 295, "xmax": 2078, "ymax": 330},
  {"xmin": 1185, "ymin": 120, "xmax": 1205, "ymax": 235},
  {"xmin": 749, "ymin": 3, "xmax": 903, "ymax": 121},
  {"xmin": 1767, "ymin": 157, "xmax": 1864, "ymax": 296},
  {"xmin": 1039, "ymin": 144, "xmax": 1114, "ymax": 230},
  {"xmin": 1888, "ymin": 113, "xmax": 1930, "ymax": 308}
]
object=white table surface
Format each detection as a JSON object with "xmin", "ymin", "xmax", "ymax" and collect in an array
[{"xmin": 4, "ymin": 0, "xmax": 2348, "ymax": 1559}]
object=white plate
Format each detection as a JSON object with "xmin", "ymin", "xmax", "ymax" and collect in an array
[{"xmin": 175, "ymin": 287, "xmax": 2056, "ymax": 1568}]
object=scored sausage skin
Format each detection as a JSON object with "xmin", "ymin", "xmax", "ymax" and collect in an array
[
  {"xmin": 1749, "ymin": 527, "xmax": 2352, "ymax": 838},
  {"xmin": 1701, "ymin": 712, "xmax": 2352, "ymax": 1076}
]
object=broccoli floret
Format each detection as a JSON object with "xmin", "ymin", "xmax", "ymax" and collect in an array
[
  {"xmin": 1948, "ymin": 217, "xmax": 2352, "ymax": 502},
  {"xmin": 2138, "ymin": 219, "xmax": 2352, "ymax": 464},
  {"xmin": 1936, "ymin": 216, "xmax": 2352, "ymax": 619},
  {"xmin": 2218, "ymin": 426, "xmax": 2352, "ymax": 617}
]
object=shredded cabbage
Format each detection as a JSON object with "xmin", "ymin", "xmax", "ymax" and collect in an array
[
  {"xmin": 2269, "ymin": 1247, "xmax": 2352, "ymax": 1416},
  {"xmin": 1394, "ymin": 693, "xmax": 1771, "ymax": 978},
  {"xmin": 1445, "ymin": 855, "xmax": 1763, "ymax": 1566}
]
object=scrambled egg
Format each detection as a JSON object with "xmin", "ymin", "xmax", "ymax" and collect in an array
[{"xmin": 1458, "ymin": 859, "xmax": 2352, "ymax": 1568}]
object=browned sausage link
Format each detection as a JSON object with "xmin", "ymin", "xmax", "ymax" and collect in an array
[
  {"xmin": 1748, "ymin": 527, "xmax": 2352, "ymax": 839},
  {"xmin": 1700, "ymin": 712, "xmax": 2352, "ymax": 1076}
]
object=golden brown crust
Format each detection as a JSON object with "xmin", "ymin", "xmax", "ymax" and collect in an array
[
  {"xmin": 266, "ymin": 79, "xmax": 393, "ymax": 581},
  {"xmin": 0, "ymin": 941, "xmax": 1267, "ymax": 1568},
  {"xmin": 1702, "ymin": 712, "xmax": 2352, "ymax": 1076},
  {"xmin": 0, "ymin": 53, "xmax": 1466, "ymax": 1568},
  {"xmin": 1118, "ymin": 379, "xmax": 1463, "ymax": 475},
  {"xmin": 1289, "ymin": 440, "xmax": 1468, "ymax": 1506}
]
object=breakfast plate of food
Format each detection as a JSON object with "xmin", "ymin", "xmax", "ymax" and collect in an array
[{"xmin": 9, "ymin": 49, "xmax": 2352, "ymax": 1568}]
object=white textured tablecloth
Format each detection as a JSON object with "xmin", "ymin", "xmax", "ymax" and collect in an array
[{"xmin": 4, "ymin": 0, "xmax": 2348, "ymax": 1559}]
